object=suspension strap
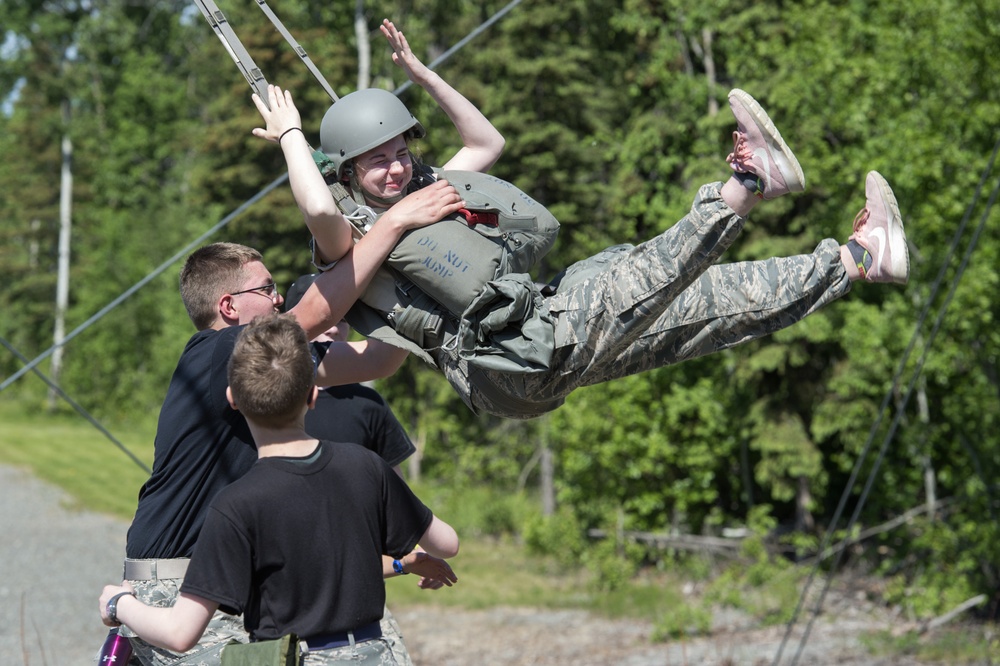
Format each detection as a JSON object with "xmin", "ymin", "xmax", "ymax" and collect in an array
[
  {"xmin": 190, "ymin": 0, "xmax": 271, "ymax": 106},
  {"xmin": 251, "ymin": 0, "xmax": 340, "ymax": 103},
  {"xmin": 329, "ymin": 181, "xmax": 377, "ymax": 230}
]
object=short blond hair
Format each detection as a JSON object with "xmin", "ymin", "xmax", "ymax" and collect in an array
[
  {"xmin": 180, "ymin": 243, "xmax": 263, "ymax": 330},
  {"xmin": 228, "ymin": 314, "xmax": 314, "ymax": 429}
]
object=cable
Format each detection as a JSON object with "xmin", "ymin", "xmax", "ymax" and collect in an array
[
  {"xmin": 0, "ymin": 334, "xmax": 152, "ymax": 475},
  {"xmin": 0, "ymin": 173, "xmax": 289, "ymax": 394},
  {"xmin": 772, "ymin": 137, "xmax": 1000, "ymax": 665}
]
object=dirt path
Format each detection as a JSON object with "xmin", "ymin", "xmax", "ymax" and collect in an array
[
  {"xmin": 0, "ymin": 464, "xmax": 915, "ymax": 665},
  {"xmin": 393, "ymin": 599, "xmax": 910, "ymax": 665}
]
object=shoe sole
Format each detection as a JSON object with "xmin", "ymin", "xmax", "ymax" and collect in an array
[
  {"xmin": 869, "ymin": 170, "xmax": 909, "ymax": 284},
  {"xmin": 729, "ymin": 89, "xmax": 806, "ymax": 198}
]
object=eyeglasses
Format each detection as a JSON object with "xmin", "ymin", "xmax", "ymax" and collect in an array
[{"xmin": 230, "ymin": 282, "xmax": 278, "ymax": 300}]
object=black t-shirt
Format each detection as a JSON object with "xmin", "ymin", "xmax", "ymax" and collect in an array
[
  {"xmin": 180, "ymin": 440, "xmax": 432, "ymax": 640},
  {"xmin": 126, "ymin": 326, "xmax": 257, "ymax": 559},
  {"xmin": 304, "ymin": 384, "xmax": 415, "ymax": 469}
]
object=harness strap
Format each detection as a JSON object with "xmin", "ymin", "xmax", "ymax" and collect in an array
[
  {"xmin": 190, "ymin": 0, "xmax": 271, "ymax": 105},
  {"xmin": 329, "ymin": 181, "xmax": 376, "ymax": 230},
  {"xmin": 250, "ymin": 0, "xmax": 340, "ymax": 104}
]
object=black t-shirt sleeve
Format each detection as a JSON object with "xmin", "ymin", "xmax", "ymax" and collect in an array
[
  {"xmin": 369, "ymin": 395, "xmax": 416, "ymax": 468},
  {"xmin": 382, "ymin": 464, "xmax": 434, "ymax": 559},
  {"xmin": 180, "ymin": 504, "xmax": 253, "ymax": 616}
]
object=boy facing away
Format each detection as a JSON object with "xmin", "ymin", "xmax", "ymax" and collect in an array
[{"xmin": 101, "ymin": 314, "xmax": 459, "ymax": 664}]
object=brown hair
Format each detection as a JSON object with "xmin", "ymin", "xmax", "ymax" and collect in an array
[
  {"xmin": 228, "ymin": 313, "xmax": 314, "ymax": 429},
  {"xmin": 180, "ymin": 243, "xmax": 263, "ymax": 330}
]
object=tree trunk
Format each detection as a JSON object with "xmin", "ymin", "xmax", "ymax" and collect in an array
[
  {"xmin": 355, "ymin": 0, "xmax": 370, "ymax": 90},
  {"xmin": 796, "ymin": 475, "xmax": 815, "ymax": 532},
  {"xmin": 49, "ymin": 109, "xmax": 72, "ymax": 411},
  {"xmin": 917, "ymin": 377, "xmax": 936, "ymax": 519}
]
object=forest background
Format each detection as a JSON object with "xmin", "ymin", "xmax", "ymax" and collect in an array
[{"xmin": 1, "ymin": 0, "xmax": 999, "ymax": 633}]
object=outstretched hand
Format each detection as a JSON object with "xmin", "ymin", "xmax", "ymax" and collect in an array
[
  {"xmin": 251, "ymin": 84, "xmax": 303, "ymax": 144},
  {"xmin": 380, "ymin": 19, "xmax": 432, "ymax": 85},
  {"xmin": 380, "ymin": 179, "xmax": 465, "ymax": 231},
  {"xmin": 400, "ymin": 551, "xmax": 458, "ymax": 588}
]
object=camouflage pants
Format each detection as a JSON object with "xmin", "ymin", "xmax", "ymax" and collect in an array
[
  {"xmin": 461, "ymin": 182, "xmax": 852, "ymax": 417},
  {"xmin": 380, "ymin": 606, "xmax": 412, "ymax": 666},
  {"xmin": 116, "ymin": 577, "xmax": 247, "ymax": 666}
]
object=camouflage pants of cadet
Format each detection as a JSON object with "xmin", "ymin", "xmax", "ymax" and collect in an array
[
  {"xmin": 116, "ymin": 577, "xmax": 247, "ymax": 666},
  {"xmin": 380, "ymin": 606, "xmax": 412, "ymax": 666},
  {"xmin": 463, "ymin": 181, "xmax": 852, "ymax": 416}
]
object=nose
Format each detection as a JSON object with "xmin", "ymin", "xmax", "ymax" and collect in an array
[{"xmin": 388, "ymin": 159, "xmax": 407, "ymax": 176}]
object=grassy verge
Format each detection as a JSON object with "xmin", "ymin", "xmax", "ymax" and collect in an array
[{"xmin": 0, "ymin": 398, "xmax": 155, "ymax": 519}]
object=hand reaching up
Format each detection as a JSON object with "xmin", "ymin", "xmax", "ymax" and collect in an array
[{"xmin": 251, "ymin": 84, "xmax": 303, "ymax": 145}]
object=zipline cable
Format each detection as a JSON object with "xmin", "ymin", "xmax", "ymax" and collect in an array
[
  {"xmin": 771, "ymin": 136, "xmax": 1000, "ymax": 665},
  {"xmin": 0, "ymin": 334, "xmax": 152, "ymax": 475}
]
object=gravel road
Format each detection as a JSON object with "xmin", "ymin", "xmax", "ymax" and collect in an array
[
  {"xmin": 0, "ymin": 464, "xmax": 916, "ymax": 665},
  {"xmin": 0, "ymin": 464, "xmax": 126, "ymax": 665}
]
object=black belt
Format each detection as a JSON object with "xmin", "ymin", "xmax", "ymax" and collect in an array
[{"xmin": 302, "ymin": 622, "xmax": 382, "ymax": 652}]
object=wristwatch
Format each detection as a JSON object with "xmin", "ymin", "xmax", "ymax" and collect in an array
[
  {"xmin": 392, "ymin": 559, "xmax": 408, "ymax": 575},
  {"xmin": 106, "ymin": 591, "xmax": 135, "ymax": 625}
]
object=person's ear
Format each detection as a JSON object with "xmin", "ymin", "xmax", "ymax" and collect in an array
[
  {"xmin": 306, "ymin": 385, "xmax": 319, "ymax": 410},
  {"xmin": 226, "ymin": 386, "xmax": 239, "ymax": 411},
  {"xmin": 219, "ymin": 293, "xmax": 239, "ymax": 322}
]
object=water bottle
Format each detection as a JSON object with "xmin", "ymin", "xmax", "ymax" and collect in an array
[{"xmin": 97, "ymin": 628, "xmax": 133, "ymax": 664}]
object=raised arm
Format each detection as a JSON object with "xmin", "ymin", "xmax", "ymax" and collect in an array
[
  {"xmin": 252, "ymin": 84, "xmax": 353, "ymax": 267},
  {"xmin": 381, "ymin": 19, "xmax": 504, "ymax": 173}
]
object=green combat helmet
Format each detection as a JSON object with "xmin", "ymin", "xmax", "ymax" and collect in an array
[{"xmin": 319, "ymin": 88, "xmax": 426, "ymax": 180}]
